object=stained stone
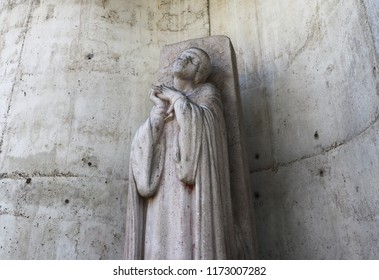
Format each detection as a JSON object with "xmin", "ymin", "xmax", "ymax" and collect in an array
[{"xmin": 124, "ymin": 36, "xmax": 256, "ymax": 259}]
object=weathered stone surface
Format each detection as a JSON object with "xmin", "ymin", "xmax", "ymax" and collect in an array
[
  {"xmin": 156, "ymin": 36, "xmax": 256, "ymax": 259},
  {"xmin": 125, "ymin": 36, "xmax": 256, "ymax": 259}
]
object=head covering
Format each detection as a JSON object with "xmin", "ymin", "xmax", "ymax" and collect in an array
[{"xmin": 183, "ymin": 47, "xmax": 212, "ymax": 84}]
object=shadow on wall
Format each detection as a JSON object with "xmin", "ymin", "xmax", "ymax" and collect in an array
[{"xmin": 238, "ymin": 0, "xmax": 379, "ymax": 258}]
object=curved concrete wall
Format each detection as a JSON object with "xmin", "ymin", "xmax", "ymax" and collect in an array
[
  {"xmin": 1, "ymin": 0, "xmax": 378, "ymax": 259},
  {"xmin": 211, "ymin": 0, "xmax": 379, "ymax": 259},
  {"xmin": 0, "ymin": 0, "xmax": 209, "ymax": 259}
]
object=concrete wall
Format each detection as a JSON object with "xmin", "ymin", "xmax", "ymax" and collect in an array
[
  {"xmin": 211, "ymin": 0, "xmax": 379, "ymax": 259},
  {"xmin": 1, "ymin": 0, "xmax": 378, "ymax": 259},
  {"xmin": 0, "ymin": 0, "xmax": 209, "ymax": 259}
]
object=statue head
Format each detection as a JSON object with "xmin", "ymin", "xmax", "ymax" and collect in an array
[{"xmin": 172, "ymin": 47, "xmax": 211, "ymax": 85}]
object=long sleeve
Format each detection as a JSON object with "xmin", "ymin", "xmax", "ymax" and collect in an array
[
  {"xmin": 130, "ymin": 108, "xmax": 165, "ymax": 198},
  {"xmin": 173, "ymin": 84, "xmax": 222, "ymax": 185}
]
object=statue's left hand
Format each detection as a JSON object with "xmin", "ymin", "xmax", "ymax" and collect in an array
[
  {"xmin": 157, "ymin": 85, "xmax": 183, "ymax": 102},
  {"xmin": 153, "ymin": 85, "xmax": 183, "ymax": 122}
]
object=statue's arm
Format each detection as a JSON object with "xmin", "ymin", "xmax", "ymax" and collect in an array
[
  {"xmin": 152, "ymin": 83, "xmax": 221, "ymax": 185},
  {"xmin": 172, "ymin": 84, "xmax": 221, "ymax": 185},
  {"xmin": 130, "ymin": 93, "xmax": 166, "ymax": 198}
]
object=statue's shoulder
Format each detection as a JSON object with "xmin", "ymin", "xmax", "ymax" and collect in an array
[
  {"xmin": 201, "ymin": 82, "xmax": 217, "ymax": 92},
  {"xmin": 199, "ymin": 83, "xmax": 219, "ymax": 98},
  {"xmin": 193, "ymin": 83, "xmax": 221, "ymax": 106}
]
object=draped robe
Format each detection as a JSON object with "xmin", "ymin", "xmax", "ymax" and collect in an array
[{"xmin": 124, "ymin": 83, "xmax": 236, "ymax": 259}]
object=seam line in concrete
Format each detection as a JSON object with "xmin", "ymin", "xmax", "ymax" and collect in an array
[
  {"xmin": 0, "ymin": 171, "xmax": 128, "ymax": 181},
  {"xmin": 0, "ymin": 172, "xmax": 81, "ymax": 179},
  {"xmin": 250, "ymin": 110, "xmax": 379, "ymax": 174}
]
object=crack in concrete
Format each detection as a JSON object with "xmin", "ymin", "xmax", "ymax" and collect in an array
[
  {"xmin": 0, "ymin": 0, "xmax": 36, "ymax": 155},
  {"xmin": 250, "ymin": 110, "xmax": 379, "ymax": 174}
]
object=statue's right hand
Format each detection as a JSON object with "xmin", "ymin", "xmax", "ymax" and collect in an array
[
  {"xmin": 149, "ymin": 88, "xmax": 168, "ymax": 120},
  {"xmin": 149, "ymin": 88, "xmax": 166, "ymax": 107}
]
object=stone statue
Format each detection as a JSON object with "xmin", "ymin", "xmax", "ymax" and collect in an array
[{"xmin": 124, "ymin": 36, "xmax": 256, "ymax": 260}]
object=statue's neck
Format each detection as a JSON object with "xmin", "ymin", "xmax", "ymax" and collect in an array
[{"xmin": 174, "ymin": 78, "xmax": 197, "ymax": 93}]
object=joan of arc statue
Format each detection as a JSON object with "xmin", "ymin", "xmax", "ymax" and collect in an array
[{"xmin": 124, "ymin": 47, "xmax": 236, "ymax": 259}]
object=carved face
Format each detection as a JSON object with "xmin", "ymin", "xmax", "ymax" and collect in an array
[{"xmin": 172, "ymin": 50, "xmax": 201, "ymax": 81}]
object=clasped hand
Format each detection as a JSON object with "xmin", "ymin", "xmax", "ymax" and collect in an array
[{"xmin": 150, "ymin": 85, "xmax": 183, "ymax": 121}]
